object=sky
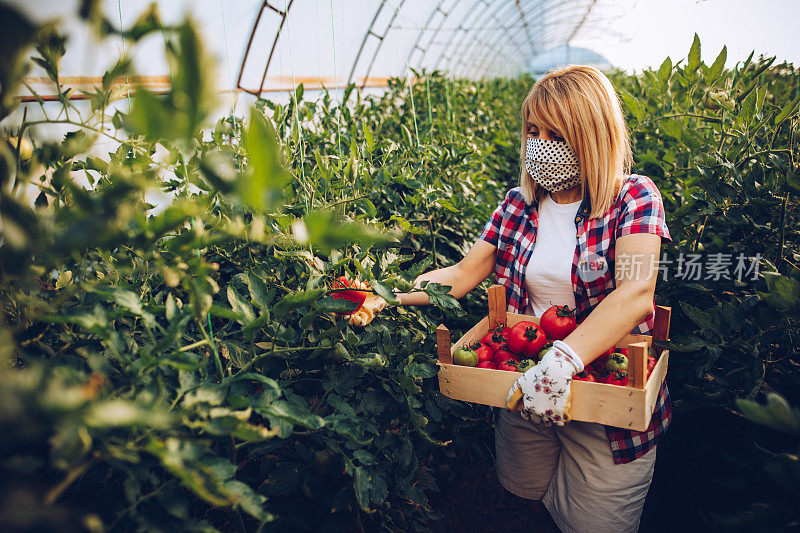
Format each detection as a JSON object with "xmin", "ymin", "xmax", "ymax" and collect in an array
[{"xmin": 592, "ymin": 0, "xmax": 800, "ymax": 72}]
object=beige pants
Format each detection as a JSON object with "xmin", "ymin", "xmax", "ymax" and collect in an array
[{"xmin": 494, "ymin": 409, "xmax": 657, "ymax": 533}]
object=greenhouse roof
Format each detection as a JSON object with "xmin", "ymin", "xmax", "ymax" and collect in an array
[{"xmin": 9, "ymin": 0, "xmax": 800, "ymax": 104}]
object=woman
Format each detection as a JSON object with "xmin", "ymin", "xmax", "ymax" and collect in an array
[{"xmin": 369, "ymin": 65, "xmax": 671, "ymax": 531}]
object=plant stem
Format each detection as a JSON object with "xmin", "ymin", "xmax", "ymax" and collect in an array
[
  {"xmin": 179, "ymin": 339, "xmax": 211, "ymax": 352},
  {"xmin": 777, "ymin": 191, "xmax": 789, "ymax": 267},
  {"xmin": 197, "ymin": 317, "xmax": 224, "ymax": 380},
  {"xmin": 43, "ymin": 459, "xmax": 93, "ymax": 505}
]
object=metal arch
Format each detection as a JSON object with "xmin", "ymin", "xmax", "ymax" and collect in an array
[
  {"xmin": 514, "ymin": 0, "xmax": 537, "ymax": 60},
  {"xmin": 410, "ymin": 0, "xmax": 466, "ymax": 71},
  {"xmin": 404, "ymin": 1, "xmax": 447, "ymax": 69},
  {"xmin": 566, "ymin": 0, "xmax": 599, "ymax": 44},
  {"xmin": 465, "ymin": 0, "xmax": 557, "ymax": 78},
  {"xmin": 441, "ymin": 0, "xmax": 508, "ymax": 74},
  {"xmin": 442, "ymin": 0, "xmax": 518, "ymax": 76},
  {"xmin": 447, "ymin": 0, "xmax": 524, "ymax": 78},
  {"xmin": 236, "ymin": 0, "xmax": 294, "ymax": 96},
  {"xmin": 451, "ymin": 0, "xmax": 541, "ymax": 78},
  {"xmin": 432, "ymin": 0, "xmax": 489, "ymax": 71},
  {"xmin": 466, "ymin": 0, "xmax": 550, "ymax": 79},
  {"xmin": 346, "ymin": 0, "xmax": 409, "ymax": 88},
  {"xmin": 467, "ymin": 0, "xmax": 595, "ymax": 79},
  {"xmin": 446, "ymin": 2, "xmax": 519, "ymax": 77}
]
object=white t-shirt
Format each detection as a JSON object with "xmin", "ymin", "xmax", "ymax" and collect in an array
[{"xmin": 524, "ymin": 193, "xmax": 582, "ymax": 317}]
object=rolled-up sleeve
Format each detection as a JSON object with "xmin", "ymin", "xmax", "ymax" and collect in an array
[
  {"xmin": 479, "ymin": 190, "xmax": 513, "ymax": 247},
  {"xmin": 615, "ymin": 175, "xmax": 672, "ymax": 243}
]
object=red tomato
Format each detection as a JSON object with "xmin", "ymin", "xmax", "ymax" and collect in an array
[
  {"xmin": 583, "ymin": 373, "xmax": 597, "ymax": 383},
  {"xmin": 332, "ymin": 276, "xmax": 367, "ymax": 311},
  {"xmin": 608, "ymin": 371, "xmax": 628, "ymax": 386},
  {"xmin": 477, "ymin": 360, "xmax": 497, "ymax": 369},
  {"xmin": 496, "ymin": 360, "xmax": 519, "ymax": 372},
  {"xmin": 493, "ymin": 348, "xmax": 517, "ymax": 363},
  {"xmin": 540, "ymin": 305, "xmax": 577, "ymax": 340},
  {"xmin": 474, "ymin": 344, "xmax": 495, "ymax": 363},
  {"xmin": 507, "ymin": 321, "xmax": 547, "ymax": 356},
  {"xmin": 481, "ymin": 332, "xmax": 506, "ymax": 353},
  {"xmin": 618, "ymin": 347, "xmax": 629, "ymax": 357},
  {"xmin": 647, "ymin": 355, "xmax": 657, "ymax": 372}
]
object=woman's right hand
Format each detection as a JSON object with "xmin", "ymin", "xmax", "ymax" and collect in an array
[{"xmin": 397, "ymin": 239, "xmax": 497, "ymax": 306}]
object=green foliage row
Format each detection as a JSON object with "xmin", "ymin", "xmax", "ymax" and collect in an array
[
  {"xmin": 0, "ymin": 4, "xmax": 525, "ymax": 531},
  {"xmin": 610, "ymin": 35, "xmax": 800, "ymax": 529}
]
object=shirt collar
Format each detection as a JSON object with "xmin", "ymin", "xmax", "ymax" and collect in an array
[{"xmin": 529, "ymin": 190, "xmax": 591, "ymax": 218}]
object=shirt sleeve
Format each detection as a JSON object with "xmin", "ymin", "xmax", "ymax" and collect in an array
[
  {"xmin": 615, "ymin": 175, "xmax": 672, "ymax": 243},
  {"xmin": 479, "ymin": 190, "xmax": 514, "ymax": 247}
]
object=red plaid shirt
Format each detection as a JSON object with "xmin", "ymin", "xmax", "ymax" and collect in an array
[{"xmin": 480, "ymin": 173, "xmax": 672, "ymax": 464}]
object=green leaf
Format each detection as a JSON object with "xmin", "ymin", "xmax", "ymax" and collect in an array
[
  {"xmin": 687, "ymin": 34, "xmax": 701, "ymax": 74},
  {"xmin": 317, "ymin": 295, "xmax": 361, "ymax": 314},
  {"xmin": 352, "ymin": 466, "xmax": 388, "ymax": 510},
  {"xmin": 737, "ymin": 393, "xmax": 800, "ymax": 434},
  {"xmin": 774, "ymin": 94, "xmax": 800, "ymax": 125},
  {"xmin": 225, "ymin": 480, "xmax": 270, "ymax": 521},
  {"xmin": 680, "ymin": 302, "xmax": 717, "ymax": 332},
  {"xmin": 96, "ymin": 287, "xmax": 156, "ymax": 329},
  {"xmin": 85, "ymin": 400, "xmax": 171, "ymax": 428},
  {"xmin": 620, "ymin": 90, "xmax": 644, "ymax": 122},
  {"xmin": 364, "ymin": 125, "xmax": 375, "ymax": 153},
  {"xmin": 757, "ymin": 272, "xmax": 800, "ymax": 312},
  {"xmin": 240, "ymin": 108, "xmax": 291, "ymax": 212},
  {"xmin": 787, "ymin": 171, "xmax": 800, "ymax": 193},
  {"xmin": 273, "ymin": 288, "xmax": 325, "ymax": 318},
  {"xmin": 227, "ymin": 285, "xmax": 255, "ymax": 324},
  {"xmin": 247, "ymin": 271, "xmax": 271, "ymax": 309},
  {"xmin": 55, "ymin": 270, "xmax": 73, "ymax": 289},
  {"xmin": 657, "ymin": 56, "xmax": 672, "ymax": 85},
  {"xmin": 369, "ymin": 280, "xmax": 399, "ymax": 304},
  {"xmin": 707, "ymin": 45, "xmax": 727, "ymax": 81},
  {"xmin": 405, "ymin": 362, "xmax": 437, "ymax": 379},
  {"xmin": 255, "ymin": 400, "xmax": 325, "ymax": 430}
]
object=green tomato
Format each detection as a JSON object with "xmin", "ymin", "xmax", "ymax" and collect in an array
[
  {"xmin": 453, "ymin": 347, "xmax": 479, "ymax": 367},
  {"xmin": 537, "ymin": 342, "xmax": 553, "ymax": 361},
  {"xmin": 516, "ymin": 358, "xmax": 536, "ymax": 372},
  {"xmin": 605, "ymin": 353, "xmax": 628, "ymax": 373}
]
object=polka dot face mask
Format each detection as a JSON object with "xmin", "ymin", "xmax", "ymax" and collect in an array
[{"xmin": 525, "ymin": 138, "xmax": 581, "ymax": 193}]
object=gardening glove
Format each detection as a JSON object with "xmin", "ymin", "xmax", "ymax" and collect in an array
[
  {"xmin": 337, "ymin": 278, "xmax": 386, "ymax": 327},
  {"xmin": 349, "ymin": 293, "xmax": 387, "ymax": 326},
  {"xmin": 505, "ymin": 340, "xmax": 584, "ymax": 426}
]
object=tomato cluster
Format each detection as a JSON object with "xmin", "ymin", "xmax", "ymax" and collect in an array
[
  {"xmin": 573, "ymin": 345, "xmax": 658, "ymax": 386},
  {"xmin": 452, "ymin": 305, "xmax": 578, "ymax": 371}
]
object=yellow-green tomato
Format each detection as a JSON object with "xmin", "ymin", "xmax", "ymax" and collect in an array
[
  {"xmin": 605, "ymin": 353, "xmax": 628, "ymax": 373},
  {"xmin": 453, "ymin": 346, "xmax": 478, "ymax": 367}
]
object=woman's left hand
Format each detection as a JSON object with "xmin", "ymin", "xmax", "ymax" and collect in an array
[{"xmin": 505, "ymin": 340, "xmax": 584, "ymax": 426}]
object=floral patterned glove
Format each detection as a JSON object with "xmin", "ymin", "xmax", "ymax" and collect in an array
[{"xmin": 505, "ymin": 340, "xmax": 584, "ymax": 426}]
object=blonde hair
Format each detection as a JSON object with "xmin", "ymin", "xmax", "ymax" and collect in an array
[{"xmin": 520, "ymin": 65, "xmax": 632, "ymax": 219}]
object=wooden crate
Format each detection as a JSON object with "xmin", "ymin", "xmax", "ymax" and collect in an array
[{"xmin": 436, "ymin": 285, "xmax": 671, "ymax": 432}]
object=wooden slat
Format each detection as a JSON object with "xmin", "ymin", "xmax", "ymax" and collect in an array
[
  {"xmin": 616, "ymin": 333, "xmax": 652, "ymax": 349},
  {"xmin": 570, "ymin": 380, "xmax": 648, "ymax": 430},
  {"xmin": 437, "ymin": 363, "xmax": 651, "ymax": 430},
  {"xmin": 627, "ymin": 341, "xmax": 648, "ymax": 389},
  {"xmin": 436, "ymin": 325, "xmax": 452, "ymax": 364},
  {"xmin": 450, "ymin": 316, "xmax": 490, "ymax": 355},
  {"xmin": 643, "ymin": 350, "xmax": 670, "ymax": 428},
  {"xmin": 438, "ymin": 363, "xmax": 518, "ymax": 406},
  {"xmin": 653, "ymin": 305, "xmax": 672, "ymax": 355},
  {"xmin": 488, "ymin": 284, "xmax": 507, "ymax": 329}
]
